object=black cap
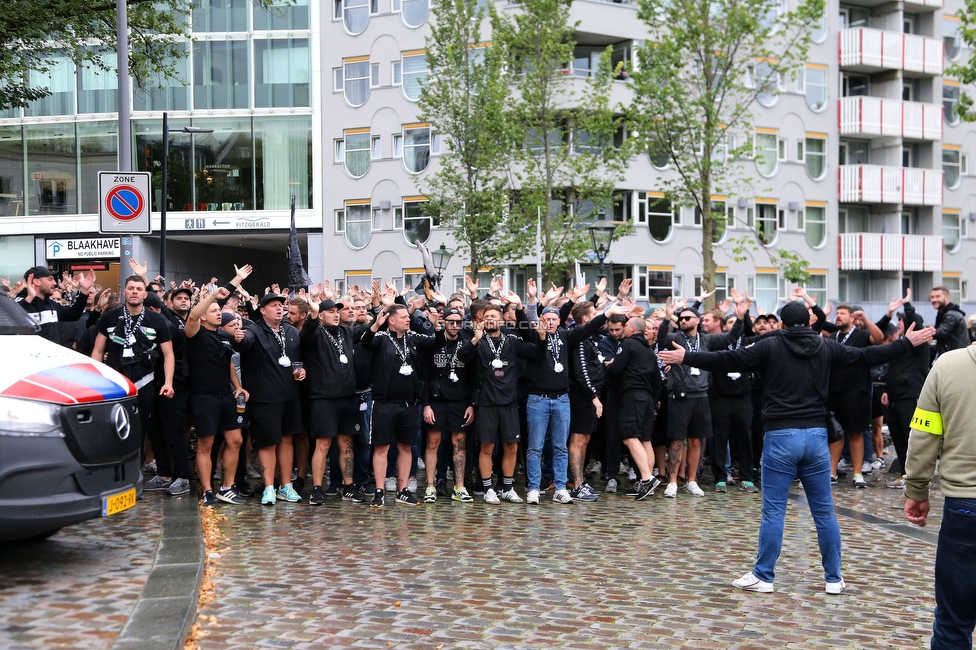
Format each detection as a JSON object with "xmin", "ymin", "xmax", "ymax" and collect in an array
[
  {"xmin": 171, "ymin": 286, "xmax": 193, "ymax": 299},
  {"xmin": 678, "ymin": 308, "xmax": 700, "ymax": 319},
  {"xmin": 144, "ymin": 292, "xmax": 163, "ymax": 310},
  {"xmin": 24, "ymin": 266, "xmax": 54, "ymax": 280},
  {"xmin": 258, "ymin": 293, "xmax": 286, "ymax": 308},
  {"xmin": 780, "ymin": 301, "xmax": 809, "ymax": 328},
  {"xmin": 220, "ymin": 312, "xmax": 238, "ymax": 327},
  {"xmin": 443, "ymin": 308, "xmax": 463, "ymax": 319},
  {"xmin": 319, "ymin": 299, "xmax": 344, "ymax": 312}
]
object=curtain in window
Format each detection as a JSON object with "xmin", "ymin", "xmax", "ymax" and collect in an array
[{"xmin": 258, "ymin": 117, "xmax": 311, "ymax": 209}]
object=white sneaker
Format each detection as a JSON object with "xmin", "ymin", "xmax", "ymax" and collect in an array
[
  {"xmin": 605, "ymin": 479, "xmax": 617, "ymax": 493},
  {"xmin": 837, "ymin": 458, "xmax": 852, "ymax": 470},
  {"xmin": 553, "ymin": 489, "xmax": 574, "ymax": 504},
  {"xmin": 417, "ymin": 458, "xmax": 426, "ymax": 470},
  {"xmin": 664, "ymin": 482, "xmax": 678, "ymax": 498},
  {"xmin": 407, "ymin": 477, "xmax": 418, "ymax": 493},
  {"xmin": 732, "ymin": 571, "xmax": 774, "ymax": 593},
  {"xmin": 861, "ymin": 461, "xmax": 873, "ymax": 475},
  {"xmin": 628, "ymin": 468, "xmax": 637, "ymax": 481},
  {"xmin": 500, "ymin": 488, "xmax": 523, "ymax": 503},
  {"xmin": 825, "ymin": 579, "xmax": 847, "ymax": 595},
  {"xmin": 526, "ymin": 489, "xmax": 540, "ymax": 504},
  {"xmin": 685, "ymin": 481, "xmax": 705, "ymax": 496},
  {"xmin": 384, "ymin": 477, "xmax": 397, "ymax": 492},
  {"xmin": 871, "ymin": 457, "xmax": 884, "ymax": 471},
  {"xmin": 483, "ymin": 488, "xmax": 500, "ymax": 505}
]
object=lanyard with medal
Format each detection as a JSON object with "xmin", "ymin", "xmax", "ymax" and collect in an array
[
  {"xmin": 548, "ymin": 332, "xmax": 564, "ymax": 373},
  {"xmin": 325, "ymin": 328, "xmax": 348, "ymax": 364},
  {"xmin": 447, "ymin": 339, "xmax": 460, "ymax": 383},
  {"xmin": 121, "ymin": 309, "xmax": 145, "ymax": 358},
  {"xmin": 392, "ymin": 334, "xmax": 413, "ymax": 375},
  {"xmin": 486, "ymin": 332, "xmax": 506, "ymax": 371},
  {"xmin": 686, "ymin": 334, "xmax": 701, "ymax": 375},
  {"xmin": 271, "ymin": 326, "xmax": 290, "ymax": 367}
]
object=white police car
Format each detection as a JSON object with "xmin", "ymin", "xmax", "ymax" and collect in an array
[{"xmin": 0, "ymin": 294, "xmax": 143, "ymax": 542}]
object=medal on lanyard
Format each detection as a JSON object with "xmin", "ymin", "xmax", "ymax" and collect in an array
[
  {"xmin": 487, "ymin": 333, "xmax": 505, "ymax": 369},
  {"xmin": 448, "ymin": 370, "xmax": 459, "ymax": 382},
  {"xmin": 553, "ymin": 362, "xmax": 564, "ymax": 373},
  {"xmin": 549, "ymin": 334, "xmax": 563, "ymax": 373},
  {"xmin": 400, "ymin": 364, "xmax": 413, "ymax": 376},
  {"xmin": 491, "ymin": 358, "xmax": 504, "ymax": 369},
  {"xmin": 339, "ymin": 354, "xmax": 349, "ymax": 364},
  {"xmin": 279, "ymin": 355, "xmax": 291, "ymax": 367}
]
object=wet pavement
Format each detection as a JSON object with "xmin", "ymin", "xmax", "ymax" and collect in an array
[
  {"xmin": 0, "ymin": 492, "xmax": 167, "ymax": 649},
  {"xmin": 194, "ymin": 464, "xmax": 945, "ymax": 650}
]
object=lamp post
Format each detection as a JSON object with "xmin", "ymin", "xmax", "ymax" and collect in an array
[
  {"xmin": 587, "ymin": 222, "xmax": 616, "ymax": 279},
  {"xmin": 430, "ymin": 243, "xmax": 454, "ymax": 276},
  {"xmin": 159, "ymin": 112, "xmax": 213, "ymax": 283}
]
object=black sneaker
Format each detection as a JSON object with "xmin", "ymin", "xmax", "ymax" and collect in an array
[
  {"xmin": 216, "ymin": 486, "xmax": 245, "ymax": 505},
  {"xmin": 293, "ymin": 476, "xmax": 306, "ymax": 496},
  {"xmin": 324, "ymin": 482, "xmax": 339, "ymax": 496},
  {"xmin": 435, "ymin": 478, "xmax": 448, "ymax": 497},
  {"xmin": 370, "ymin": 489, "xmax": 385, "ymax": 508},
  {"xmin": 309, "ymin": 486, "xmax": 325, "ymax": 506},
  {"xmin": 636, "ymin": 479, "xmax": 655, "ymax": 501},
  {"xmin": 235, "ymin": 483, "xmax": 255, "ymax": 498},
  {"xmin": 357, "ymin": 484, "xmax": 373, "ymax": 497},
  {"xmin": 624, "ymin": 483, "xmax": 641, "ymax": 497},
  {"xmin": 202, "ymin": 490, "xmax": 217, "ymax": 508},
  {"xmin": 396, "ymin": 488, "xmax": 418, "ymax": 506},
  {"xmin": 341, "ymin": 485, "xmax": 364, "ymax": 502}
]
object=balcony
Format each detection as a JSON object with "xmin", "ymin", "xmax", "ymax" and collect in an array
[
  {"xmin": 839, "ymin": 28, "xmax": 943, "ymax": 75},
  {"xmin": 839, "ymin": 97, "xmax": 942, "ymax": 140},
  {"xmin": 839, "ymin": 233, "xmax": 943, "ymax": 271},
  {"xmin": 839, "ymin": 165, "xmax": 943, "ymax": 205}
]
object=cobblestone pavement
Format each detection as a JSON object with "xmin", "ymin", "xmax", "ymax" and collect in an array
[
  {"xmin": 0, "ymin": 493, "xmax": 165, "ymax": 649},
  {"xmin": 195, "ymin": 472, "xmax": 946, "ymax": 650}
]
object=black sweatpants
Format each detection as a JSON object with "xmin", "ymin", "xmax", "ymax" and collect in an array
[{"xmin": 710, "ymin": 394, "xmax": 755, "ymax": 483}]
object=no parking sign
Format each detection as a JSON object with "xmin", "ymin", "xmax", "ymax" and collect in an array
[{"xmin": 98, "ymin": 172, "xmax": 151, "ymax": 234}]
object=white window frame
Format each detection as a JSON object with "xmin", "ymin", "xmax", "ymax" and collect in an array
[
  {"xmin": 944, "ymin": 83, "xmax": 961, "ymax": 126},
  {"xmin": 343, "ymin": 129, "xmax": 371, "ymax": 179},
  {"xmin": 752, "ymin": 202, "xmax": 779, "ymax": 245},
  {"xmin": 341, "ymin": 59, "xmax": 371, "ymax": 107},
  {"xmin": 395, "ymin": 52, "xmax": 429, "ymax": 102},
  {"xmin": 341, "ymin": 202, "xmax": 372, "ymax": 250},
  {"xmin": 943, "ymin": 212, "xmax": 962, "ymax": 252},
  {"xmin": 944, "ymin": 148, "xmax": 962, "ymax": 189},
  {"xmin": 802, "ymin": 203, "xmax": 828, "ymax": 248},
  {"xmin": 799, "ymin": 136, "xmax": 827, "ymax": 180},
  {"xmin": 754, "ymin": 131, "xmax": 782, "ymax": 177},
  {"xmin": 802, "ymin": 65, "xmax": 828, "ymax": 112},
  {"xmin": 401, "ymin": 125, "xmax": 431, "ymax": 173}
]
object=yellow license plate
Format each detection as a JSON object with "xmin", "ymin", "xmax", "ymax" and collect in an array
[{"xmin": 102, "ymin": 488, "xmax": 137, "ymax": 517}]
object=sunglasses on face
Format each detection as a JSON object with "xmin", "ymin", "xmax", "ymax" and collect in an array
[
  {"xmin": 679, "ymin": 315, "xmax": 697, "ymax": 322},
  {"xmin": 445, "ymin": 319, "xmax": 462, "ymax": 325}
]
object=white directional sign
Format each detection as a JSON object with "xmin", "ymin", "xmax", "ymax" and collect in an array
[{"xmin": 98, "ymin": 171, "xmax": 151, "ymax": 234}]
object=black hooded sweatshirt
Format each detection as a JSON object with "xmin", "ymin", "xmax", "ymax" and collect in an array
[{"xmin": 680, "ymin": 327, "xmax": 914, "ymax": 432}]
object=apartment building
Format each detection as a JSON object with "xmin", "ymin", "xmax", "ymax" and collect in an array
[{"xmin": 0, "ymin": 0, "xmax": 973, "ymax": 320}]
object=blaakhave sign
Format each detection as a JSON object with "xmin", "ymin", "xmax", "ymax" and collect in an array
[{"xmin": 46, "ymin": 238, "xmax": 121, "ymax": 260}]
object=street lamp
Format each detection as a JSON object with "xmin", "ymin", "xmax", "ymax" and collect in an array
[
  {"xmin": 588, "ymin": 222, "xmax": 616, "ymax": 279},
  {"xmin": 159, "ymin": 112, "xmax": 213, "ymax": 283},
  {"xmin": 430, "ymin": 243, "xmax": 454, "ymax": 276}
]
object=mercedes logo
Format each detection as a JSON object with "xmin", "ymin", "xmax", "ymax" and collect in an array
[{"xmin": 113, "ymin": 404, "xmax": 131, "ymax": 441}]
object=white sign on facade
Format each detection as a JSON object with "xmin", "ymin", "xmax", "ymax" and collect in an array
[
  {"xmin": 98, "ymin": 171, "xmax": 151, "ymax": 234},
  {"xmin": 46, "ymin": 238, "xmax": 122, "ymax": 260}
]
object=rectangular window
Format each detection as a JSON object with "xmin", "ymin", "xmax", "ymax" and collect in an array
[
  {"xmin": 693, "ymin": 271, "xmax": 729, "ymax": 303},
  {"xmin": 943, "ymin": 212, "xmax": 961, "ymax": 251},
  {"xmin": 254, "ymin": 116, "xmax": 313, "ymax": 210},
  {"xmin": 25, "ymin": 124, "xmax": 78, "ymax": 215},
  {"xmin": 344, "ymin": 130, "xmax": 371, "ymax": 178},
  {"xmin": 193, "ymin": 39, "xmax": 249, "ymax": 109},
  {"xmin": 255, "ymin": 38, "xmax": 310, "ymax": 108},
  {"xmin": 400, "ymin": 53, "xmax": 428, "ymax": 101},
  {"xmin": 755, "ymin": 203, "xmax": 778, "ymax": 244},
  {"xmin": 611, "ymin": 191, "xmax": 632, "ymax": 222},
  {"xmin": 804, "ymin": 203, "xmax": 827, "ymax": 247},
  {"xmin": 372, "ymin": 136, "xmax": 382, "ymax": 159},
  {"xmin": 754, "ymin": 131, "xmax": 779, "ymax": 176},
  {"xmin": 755, "ymin": 272, "xmax": 779, "ymax": 314},
  {"xmin": 803, "ymin": 136, "xmax": 827, "ymax": 179},
  {"xmin": 803, "ymin": 64, "xmax": 827, "ymax": 111},
  {"xmin": 644, "ymin": 267, "xmax": 673, "ymax": 306},
  {"xmin": 393, "ymin": 134, "xmax": 403, "ymax": 157},
  {"xmin": 371, "ymin": 63, "xmax": 380, "ymax": 87},
  {"xmin": 253, "ymin": 0, "xmax": 310, "ymax": 30},
  {"xmin": 192, "ymin": 0, "xmax": 248, "ymax": 32},
  {"xmin": 334, "ymin": 139, "xmax": 345, "ymax": 163},
  {"xmin": 25, "ymin": 53, "xmax": 75, "ymax": 117},
  {"xmin": 334, "ymin": 67, "xmax": 344, "ymax": 92},
  {"xmin": 342, "ymin": 59, "xmax": 371, "ymax": 106},
  {"xmin": 944, "ymin": 148, "xmax": 961, "ymax": 189},
  {"xmin": 77, "ymin": 49, "xmax": 119, "ymax": 114},
  {"xmin": 944, "ymin": 276, "xmax": 962, "ymax": 304},
  {"xmin": 133, "ymin": 44, "xmax": 190, "ymax": 112}
]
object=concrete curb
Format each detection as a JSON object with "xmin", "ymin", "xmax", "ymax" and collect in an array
[{"xmin": 113, "ymin": 496, "xmax": 204, "ymax": 650}]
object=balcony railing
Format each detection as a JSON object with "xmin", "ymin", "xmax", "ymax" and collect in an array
[
  {"xmin": 839, "ymin": 97, "xmax": 942, "ymax": 140},
  {"xmin": 839, "ymin": 165, "xmax": 943, "ymax": 205},
  {"xmin": 839, "ymin": 28, "xmax": 943, "ymax": 75},
  {"xmin": 839, "ymin": 233, "xmax": 943, "ymax": 271}
]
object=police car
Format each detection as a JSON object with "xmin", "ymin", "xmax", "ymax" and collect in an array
[{"xmin": 0, "ymin": 294, "xmax": 143, "ymax": 542}]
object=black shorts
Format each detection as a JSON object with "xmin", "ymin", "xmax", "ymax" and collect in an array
[
  {"xmin": 871, "ymin": 384, "xmax": 885, "ymax": 420},
  {"xmin": 249, "ymin": 400, "xmax": 303, "ymax": 449},
  {"xmin": 570, "ymin": 389, "xmax": 598, "ymax": 436},
  {"xmin": 190, "ymin": 393, "xmax": 243, "ymax": 437},
  {"xmin": 668, "ymin": 395, "xmax": 712, "ymax": 440},
  {"xmin": 617, "ymin": 391, "xmax": 654, "ymax": 441},
  {"xmin": 828, "ymin": 391, "xmax": 871, "ymax": 433},
  {"xmin": 425, "ymin": 400, "xmax": 469, "ymax": 434},
  {"xmin": 310, "ymin": 396, "xmax": 362, "ymax": 439},
  {"xmin": 370, "ymin": 401, "xmax": 420, "ymax": 446},
  {"xmin": 477, "ymin": 404, "xmax": 521, "ymax": 445}
]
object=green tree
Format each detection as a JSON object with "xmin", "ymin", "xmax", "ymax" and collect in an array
[
  {"xmin": 0, "ymin": 0, "xmax": 281, "ymax": 111},
  {"xmin": 629, "ymin": 0, "xmax": 823, "ymax": 306},
  {"xmin": 497, "ymin": 0, "xmax": 629, "ymax": 284},
  {"xmin": 417, "ymin": 0, "xmax": 531, "ymax": 274}
]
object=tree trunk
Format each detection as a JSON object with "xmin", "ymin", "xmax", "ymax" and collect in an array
[{"xmin": 700, "ymin": 190, "xmax": 716, "ymax": 312}]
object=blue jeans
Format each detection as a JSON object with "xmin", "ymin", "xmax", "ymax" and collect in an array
[
  {"xmin": 754, "ymin": 428, "xmax": 842, "ymax": 584},
  {"xmin": 932, "ymin": 497, "xmax": 976, "ymax": 649},
  {"xmin": 526, "ymin": 394, "xmax": 570, "ymax": 491}
]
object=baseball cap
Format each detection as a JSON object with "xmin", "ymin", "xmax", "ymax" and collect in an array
[
  {"xmin": 258, "ymin": 293, "xmax": 286, "ymax": 308},
  {"xmin": 319, "ymin": 299, "xmax": 344, "ymax": 312},
  {"xmin": 144, "ymin": 292, "xmax": 163, "ymax": 310},
  {"xmin": 171, "ymin": 286, "xmax": 193, "ymax": 299},
  {"xmin": 779, "ymin": 301, "xmax": 809, "ymax": 328},
  {"xmin": 24, "ymin": 266, "xmax": 54, "ymax": 280}
]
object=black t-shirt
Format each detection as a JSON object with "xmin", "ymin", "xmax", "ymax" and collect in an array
[
  {"xmin": 186, "ymin": 327, "xmax": 234, "ymax": 395},
  {"xmin": 95, "ymin": 307, "xmax": 173, "ymax": 386},
  {"xmin": 828, "ymin": 326, "xmax": 872, "ymax": 393}
]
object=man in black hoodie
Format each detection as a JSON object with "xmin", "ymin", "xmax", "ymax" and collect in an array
[
  {"xmin": 658, "ymin": 301, "xmax": 934, "ymax": 595},
  {"xmin": 17, "ymin": 266, "xmax": 95, "ymax": 345},
  {"xmin": 929, "ymin": 286, "xmax": 968, "ymax": 359}
]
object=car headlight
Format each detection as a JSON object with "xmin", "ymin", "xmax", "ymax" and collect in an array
[{"xmin": 0, "ymin": 396, "xmax": 63, "ymax": 437}]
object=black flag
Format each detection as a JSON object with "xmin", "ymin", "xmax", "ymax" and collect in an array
[{"xmin": 287, "ymin": 195, "xmax": 311, "ymax": 291}]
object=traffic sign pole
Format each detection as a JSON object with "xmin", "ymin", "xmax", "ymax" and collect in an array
[{"xmin": 160, "ymin": 112, "xmax": 169, "ymax": 283}]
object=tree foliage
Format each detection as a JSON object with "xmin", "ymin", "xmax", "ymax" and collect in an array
[
  {"xmin": 496, "ymin": 0, "xmax": 629, "ymax": 284},
  {"xmin": 629, "ymin": 0, "xmax": 822, "ymax": 307},
  {"xmin": 418, "ymin": 0, "xmax": 531, "ymax": 273}
]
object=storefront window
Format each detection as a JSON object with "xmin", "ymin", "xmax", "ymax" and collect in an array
[
  {"xmin": 192, "ymin": 119, "xmax": 253, "ymax": 211},
  {"xmin": 254, "ymin": 0, "xmax": 310, "ymax": 29},
  {"xmin": 78, "ymin": 122, "xmax": 118, "ymax": 215},
  {"xmin": 255, "ymin": 116, "xmax": 312, "ymax": 210},
  {"xmin": 25, "ymin": 124, "xmax": 77, "ymax": 215},
  {"xmin": 133, "ymin": 46, "xmax": 190, "ymax": 112},
  {"xmin": 135, "ymin": 118, "xmax": 195, "ymax": 212},
  {"xmin": 0, "ymin": 127, "xmax": 25, "ymax": 217},
  {"xmin": 77, "ymin": 49, "xmax": 118, "ymax": 114},
  {"xmin": 192, "ymin": 0, "xmax": 248, "ymax": 32},
  {"xmin": 193, "ymin": 39, "xmax": 249, "ymax": 109},
  {"xmin": 25, "ymin": 54, "xmax": 74, "ymax": 117}
]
